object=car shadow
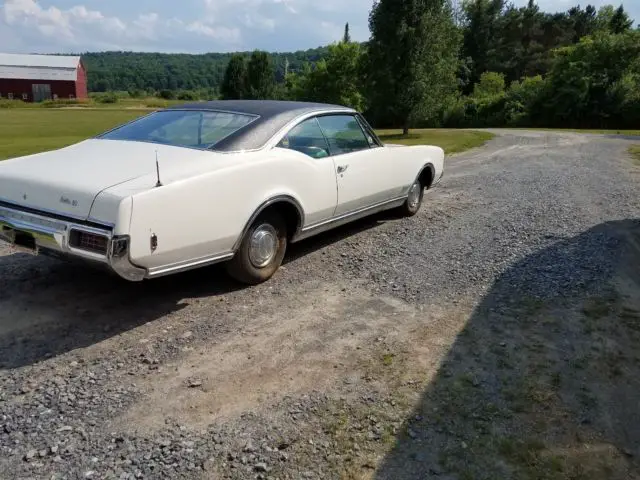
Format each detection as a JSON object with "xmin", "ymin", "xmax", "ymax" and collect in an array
[
  {"xmin": 0, "ymin": 211, "xmax": 393, "ymax": 370},
  {"xmin": 285, "ymin": 210, "xmax": 393, "ymax": 264},
  {"xmin": 376, "ymin": 219, "xmax": 640, "ymax": 479}
]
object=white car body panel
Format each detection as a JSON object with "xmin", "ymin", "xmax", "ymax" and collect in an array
[{"xmin": 0, "ymin": 103, "xmax": 445, "ymax": 281}]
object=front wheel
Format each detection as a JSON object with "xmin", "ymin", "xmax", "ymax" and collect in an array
[
  {"xmin": 398, "ymin": 179, "xmax": 424, "ymax": 217},
  {"xmin": 226, "ymin": 212, "xmax": 287, "ymax": 285}
]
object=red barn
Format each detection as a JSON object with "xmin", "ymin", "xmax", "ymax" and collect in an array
[{"xmin": 0, "ymin": 53, "xmax": 88, "ymax": 102}]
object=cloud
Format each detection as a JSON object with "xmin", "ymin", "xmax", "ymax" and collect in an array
[
  {"xmin": 0, "ymin": 0, "xmax": 245, "ymax": 52},
  {"xmin": 0, "ymin": 0, "xmax": 373, "ymax": 53},
  {"xmin": 1, "ymin": 0, "xmax": 634, "ymax": 54}
]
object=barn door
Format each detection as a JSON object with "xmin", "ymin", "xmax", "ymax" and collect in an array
[{"xmin": 32, "ymin": 84, "xmax": 52, "ymax": 102}]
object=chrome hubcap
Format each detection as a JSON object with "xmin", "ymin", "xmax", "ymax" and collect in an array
[
  {"xmin": 249, "ymin": 224, "xmax": 278, "ymax": 268},
  {"xmin": 407, "ymin": 182, "xmax": 422, "ymax": 209}
]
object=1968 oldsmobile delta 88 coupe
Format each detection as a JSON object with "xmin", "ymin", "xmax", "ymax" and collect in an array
[{"xmin": 0, "ymin": 101, "xmax": 444, "ymax": 284}]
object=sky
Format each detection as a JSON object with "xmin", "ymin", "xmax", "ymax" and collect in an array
[{"xmin": 0, "ymin": 0, "xmax": 638, "ymax": 54}]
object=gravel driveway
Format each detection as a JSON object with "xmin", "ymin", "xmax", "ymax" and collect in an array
[{"xmin": 2, "ymin": 130, "xmax": 640, "ymax": 479}]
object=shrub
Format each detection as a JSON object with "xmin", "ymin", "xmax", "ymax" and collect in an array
[
  {"xmin": 504, "ymin": 75, "xmax": 546, "ymax": 126},
  {"xmin": 472, "ymin": 72, "xmax": 506, "ymax": 98},
  {"xmin": 158, "ymin": 89, "xmax": 176, "ymax": 100},
  {"xmin": 94, "ymin": 92, "xmax": 119, "ymax": 104},
  {"xmin": 442, "ymin": 96, "xmax": 469, "ymax": 127},
  {"xmin": 41, "ymin": 98, "xmax": 90, "ymax": 108},
  {"xmin": 177, "ymin": 90, "xmax": 199, "ymax": 101},
  {"xmin": 0, "ymin": 99, "xmax": 25, "ymax": 109},
  {"xmin": 144, "ymin": 99, "xmax": 169, "ymax": 109}
]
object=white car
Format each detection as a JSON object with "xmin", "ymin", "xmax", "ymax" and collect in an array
[{"xmin": 0, "ymin": 101, "xmax": 444, "ymax": 284}]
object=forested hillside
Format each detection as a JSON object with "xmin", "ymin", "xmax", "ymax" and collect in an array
[
  {"xmin": 82, "ymin": 47, "xmax": 329, "ymax": 93},
  {"xmin": 66, "ymin": 1, "xmax": 640, "ymax": 131}
]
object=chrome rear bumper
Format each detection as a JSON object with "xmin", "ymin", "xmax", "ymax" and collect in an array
[{"xmin": 0, "ymin": 205, "xmax": 146, "ymax": 281}]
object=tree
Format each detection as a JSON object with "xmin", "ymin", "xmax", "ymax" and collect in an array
[
  {"xmin": 609, "ymin": 5, "xmax": 633, "ymax": 34},
  {"xmin": 461, "ymin": 0, "xmax": 505, "ymax": 91},
  {"xmin": 538, "ymin": 31, "xmax": 640, "ymax": 128},
  {"xmin": 246, "ymin": 51, "xmax": 276, "ymax": 99},
  {"xmin": 567, "ymin": 5, "xmax": 597, "ymax": 42},
  {"xmin": 287, "ymin": 42, "xmax": 366, "ymax": 111},
  {"xmin": 472, "ymin": 71, "xmax": 505, "ymax": 98},
  {"xmin": 343, "ymin": 22, "xmax": 351, "ymax": 43},
  {"xmin": 220, "ymin": 54, "xmax": 247, "ymax": 99},
  {"xmin": 366, "ymin": 0, "xmax": 461, "ymax": 133}
]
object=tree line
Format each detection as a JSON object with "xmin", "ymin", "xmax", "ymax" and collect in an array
[
  {"xmin": 216, "ymin": 1, "xmax": 638, "ymax": 131},
  {"xmin": 82, "ymin": 47, "xmax": 329, "ymax": 95},
  {"xmin": 84, "ymin": 0, "xmax": 638, "ymax": 131}
]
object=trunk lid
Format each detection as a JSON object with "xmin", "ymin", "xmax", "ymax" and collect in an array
[{"xmin": 0, "ymin": 139, "xmax": 214, "ymax": 219}]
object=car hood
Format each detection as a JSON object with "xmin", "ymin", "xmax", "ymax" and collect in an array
[{"xmin": 0, "ymin": 139, "xmax": 232, "ymax": 221}]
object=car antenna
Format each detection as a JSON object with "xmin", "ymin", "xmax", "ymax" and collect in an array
[{"xmin": 155, "ymin": 149, "xmax": 163, "ymax": 187}]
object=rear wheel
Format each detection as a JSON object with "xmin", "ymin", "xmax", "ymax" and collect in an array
[
  {"xmin": 226, "ymin": 212, "xmax": 287, "ymax": 285},
  {"xmin": 398, "ymin": 179, "xmax": 424, "ymax": 217}
]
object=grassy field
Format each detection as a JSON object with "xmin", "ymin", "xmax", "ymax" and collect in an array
[
  {"xmin": 629, "ymin": 145, "xmax": 640, "ymax": 164},
  {"xmin": 0, "ymin": 110, "xmax": 497, "ymax": 160},
  {"xmin": 377, "ymin": 129, "xmax": 495, "ymax": 154},
  {"xmin": 0, "ymin": 110, "xmax": 143, "ymax": 160}
]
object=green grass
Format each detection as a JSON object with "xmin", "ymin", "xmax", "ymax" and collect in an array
[
  {"xmin": 377, "ymin": 128, "xmax": 495, "ymax": 154},
  {"xmin": 0, "ymin": 109, "xmax": 143, "ymax": 160},
  {"xmin": 0, "ymin": 110, "xmax": 495, "ymax": 160},
  {"xmin": 629, "ymin": 145, "xmax": 640, "ymax": 165},
  {"xmin": 0, "ymin": 97, "xmax": 188, "ymax": 110}
]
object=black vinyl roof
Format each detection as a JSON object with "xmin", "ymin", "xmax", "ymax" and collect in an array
[{"xmin": 167, "ymin": 100, "xmax": 354, "ymax": 152}]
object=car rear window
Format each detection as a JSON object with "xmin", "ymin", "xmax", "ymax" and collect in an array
[{"xmin": 98, "ymin": 110, "xmax": 258, "ymax": 149}]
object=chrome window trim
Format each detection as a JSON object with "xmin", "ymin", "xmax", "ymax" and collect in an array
[
  {"xmin": 355, "ymin": 114, "xmax": 383, "ymax": 148},
  {"xmin": 314, "ymin": 113, "xmax": 374, "ymax": 157},
  {"xmin": 95, "ymin": 109, "xmax": 261, "ymax": 152},
  {"xmin": 264, "ymin": 108, "xmax": 357, "ymax": 152},
  {"xmin": 275, "ymin": 117, "xmax": 332, "ymax": 160}
]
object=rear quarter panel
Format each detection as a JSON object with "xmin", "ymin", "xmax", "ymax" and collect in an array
[
  {"xmin": 384, "ymin": 144, "xmax": 445, "ymax": 190},
  {"xmin": 127, "ymin": 150, "xmax": 337, "ymax": 269}
]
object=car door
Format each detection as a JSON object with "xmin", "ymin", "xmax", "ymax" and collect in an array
[
  {"xmin": 316, "ymin": 114, "xmax": 403, "ymax": 216},
  {"xmin": 275, "ymin": 117, "xmax": 338, "ymax": 226}
]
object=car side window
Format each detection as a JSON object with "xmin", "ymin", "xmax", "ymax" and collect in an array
[
  {"xmin": 316, "ymin": 115, "xmax": 371, "ymax": 156},
  {"xmin": 277, "ymin": 118, "xmax": 331, "ymax": 159}
]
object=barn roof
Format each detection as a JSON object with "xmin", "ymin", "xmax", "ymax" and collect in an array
[{"xmin": 0, "ymin": 53, "xmax": 81, "ymax": 81}]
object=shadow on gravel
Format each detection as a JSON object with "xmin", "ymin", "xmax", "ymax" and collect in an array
[
  {"xmin": 0, "ymin": 212, "xmax": 391, "ymax": 370},
  {"xmin": 376, "ymin": 219, "xmax": 640, "ymax": 480},
  {"xmin": 604, "ymin": 134, "xmax": 640, "ymax": 142}
]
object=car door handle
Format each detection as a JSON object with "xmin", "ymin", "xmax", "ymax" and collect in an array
[{"xmin": 337, "ymin": 165, "xmax": 349, "ymax": 174}]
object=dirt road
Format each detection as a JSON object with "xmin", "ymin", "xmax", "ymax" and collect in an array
[{"xmin": 2, "ymin": 130, "xmax": 640, "ymax": 479}]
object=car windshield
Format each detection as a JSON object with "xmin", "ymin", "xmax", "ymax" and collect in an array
[{"xmin": 98, "ymin": 110, "xmax": 258, "ymax": 149}]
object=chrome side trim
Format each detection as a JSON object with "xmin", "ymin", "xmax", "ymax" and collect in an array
[
  {"xmin": 146, "ymin": 252, "xmax": 234, "ymax": 278},
  {"xmin": 293, "ymin": 195, "xmax": 406, "ymax": 242},
  {"xmin": 233, "ymin": 195, "xmax": 305, "ymax": 251},
  {"xmin": 0, "ymin": 197, "xmax": 115, "ymax": 228}
]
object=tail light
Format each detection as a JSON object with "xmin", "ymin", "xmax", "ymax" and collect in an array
[{"xmin": 69, "ymin": 229, "xmax": 109, "ymax": 255}]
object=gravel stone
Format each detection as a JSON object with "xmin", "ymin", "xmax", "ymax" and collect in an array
[{"xmin": 1, "ymin": 131, "xmax": 640, "ymax": 478}]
